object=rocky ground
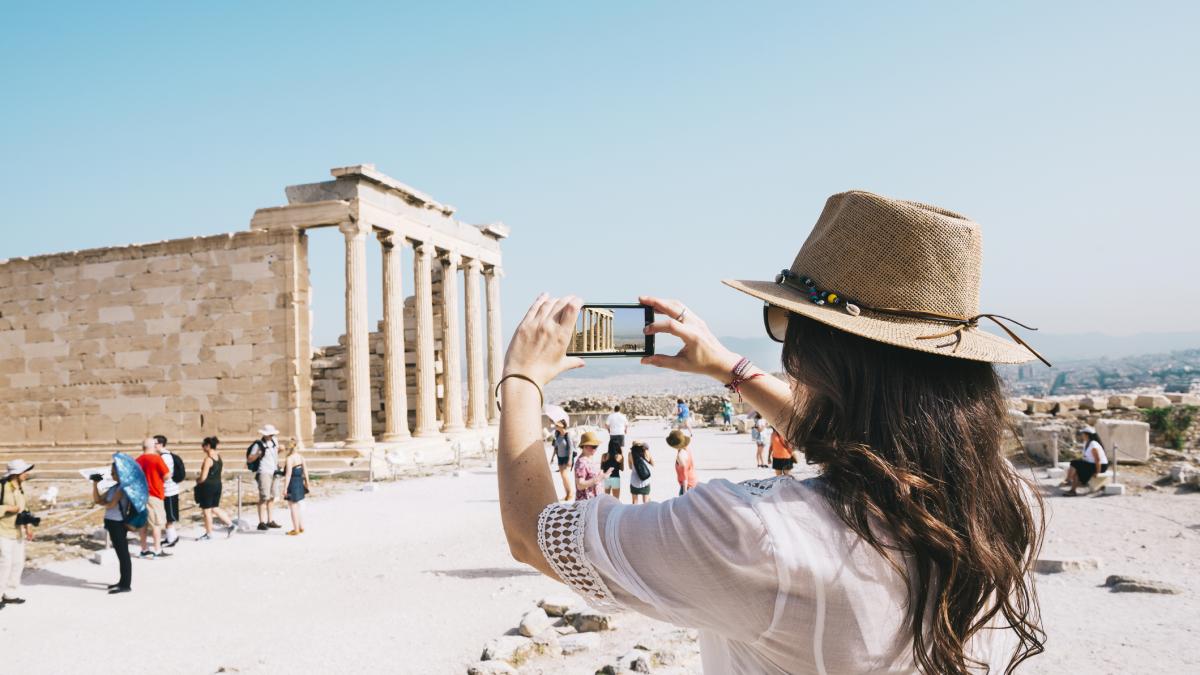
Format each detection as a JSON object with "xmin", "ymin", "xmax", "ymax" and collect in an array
[{"xmin": 2, "ymin": 421, "xmax": 1197, "ymax": 674}]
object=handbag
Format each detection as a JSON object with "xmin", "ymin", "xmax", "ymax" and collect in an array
[{"xmin": 635, "ymin": 457, "xmax": 652, "ymax": 481}]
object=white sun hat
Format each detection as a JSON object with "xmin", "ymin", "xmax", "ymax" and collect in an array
[
  {"xmin": 258, "ymin": 424, "xmax": 280, "ymax": 437},
  {"xmin": 5, "ymin": 459, "xmax": 34, "ymax": 478}
]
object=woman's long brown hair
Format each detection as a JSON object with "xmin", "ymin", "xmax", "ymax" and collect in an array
[{"xmin": 780, "ymin": 314, "xmax": 1045, "ymax": 674}]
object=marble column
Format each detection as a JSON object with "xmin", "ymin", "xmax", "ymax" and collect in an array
[
  {"xmin": 440, "ymin": 251, "xmax": 465, "ymax": 432},
  {"xmin": 464, "ymin": 258, "xmax": 487, "ymax": 429},
  {"xmin": 485, "ymin": 266, "xmax": 503, "ymax": 425},
  {"xmin": 339, "ymin": 221, "xmax": 374, "ymax": 447},
  {"xmin": 584, "ymin": 311, "xmax": 593, "ymax": 351},
  {"xmin": 379, "ymin": 232, "xmax": 410, "ymax": 442},
  {"xmin": 412, "ymin": 242, "xmax": 441, "ymax": 437}
]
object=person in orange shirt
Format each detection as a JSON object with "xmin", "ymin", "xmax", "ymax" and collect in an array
[
  {"xmin": 667, "ymin": 430, "xmax": 697, "ymax": 495},
  {"xmin": 769, "ymin": 427, "xmax": 798, "ymax": 476}
]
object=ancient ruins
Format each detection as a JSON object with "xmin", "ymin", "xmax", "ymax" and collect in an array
[
  {"xmin": 0, "ymin": 165, "xmax": 505, "ymax": 476},
  {"xmin": 572, "ymin": 307, "xmax": 614, "ymax": 352}
]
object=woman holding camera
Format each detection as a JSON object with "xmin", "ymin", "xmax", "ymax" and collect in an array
[
  {"xmin": 497, "ymin": 192, "xmax": 1049, "ymax": 673},
  {"xmin": 0, "ymin": 460, "xmax": 35, "ymax": 608},
  {"xmin": 92, "ymin": 463, "xmax": 133, "ymax": 594}
]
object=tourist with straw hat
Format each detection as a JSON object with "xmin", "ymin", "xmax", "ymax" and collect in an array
[
  {"xmin": 0, "ymin": 460, "xmax": 35, "ymax": 608},
  {"xmin": 572, "ymin": 431, "xmax": 609, "ymax": 502},
  {"xmin": 665, "ymin": 430, "xmax": 697, "ymax": 495},
  {"xmin": 497, "ymin": 190, "xmax": 1050, "ymax": 674}
]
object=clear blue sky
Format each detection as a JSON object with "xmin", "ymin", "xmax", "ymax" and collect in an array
[{"xmin": 2, "ymin": 2, "xmax": 1197, "ymax": 349}]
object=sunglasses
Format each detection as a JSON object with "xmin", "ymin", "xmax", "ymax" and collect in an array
[{"xmin": 762, "ymin": 303, "xmax": 790, "ymax": 343}]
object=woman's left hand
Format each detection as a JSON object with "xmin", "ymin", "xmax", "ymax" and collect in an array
[{"xmin": 502, "ymin": 293, "xmax": 586, "ymax": 387}]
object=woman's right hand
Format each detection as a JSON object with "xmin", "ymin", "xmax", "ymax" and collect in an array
[{"xmin": 638, "ymin": 296, "xmax": 742, "ymax": 381}]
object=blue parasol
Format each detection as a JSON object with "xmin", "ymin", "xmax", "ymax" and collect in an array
[{"xmin": 112, "ymin": 453, "xmax": 149, "ymax": 524}]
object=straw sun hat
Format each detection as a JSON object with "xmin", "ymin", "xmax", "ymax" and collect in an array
[{"xmin": 723, "ymin": 190, "xmax": 1050, "ymax": 366}]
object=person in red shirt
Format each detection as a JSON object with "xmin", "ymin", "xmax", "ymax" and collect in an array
[{"xmin": 134, "ymin": 438, "xmax": 170, "ymax": 559}]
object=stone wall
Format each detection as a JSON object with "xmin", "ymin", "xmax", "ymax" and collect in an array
[{"xmin": 0, "ymin": 230, "xmax": 311, "ymax": 447}]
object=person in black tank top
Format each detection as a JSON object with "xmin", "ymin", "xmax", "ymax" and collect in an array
[
  {"xmin": 195, "ymin": 437, "xmax": 235, "ymax": 539},
  {"xmin": 601, "ymin": 445, "xmax": 624, "ymax": 501}
]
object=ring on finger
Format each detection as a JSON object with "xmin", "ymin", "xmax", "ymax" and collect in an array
[{"xmin": 676, "ymin": 307, "xmax": 689, "ymax": 322}]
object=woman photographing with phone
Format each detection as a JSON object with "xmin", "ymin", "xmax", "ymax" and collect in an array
[{"xmin": 497, "ymin": 191, "xmax": 1048, "ymax": 674}]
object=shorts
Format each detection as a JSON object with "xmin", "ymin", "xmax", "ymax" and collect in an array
[
  {"xmin": 630, "ymin": 484, "xmax": 650, "ymax": 496},
  {"xmin": 772, "ymin": 457, "xmax": 794, "ymax": 472},
  {"xmin": 163, "ymin": 494, "xmax": 180, "ymax": 524},
  {"xmin": 256, "ymin": 471, "xmax": 280, "ymax": 500},
  {"xmin": 604, "ymin": 476, "xmax": 621, "ymax": 490},
  {"xmin": 145, "ymin": 497, "xmax": 167, "ymax": 529},
  {"xmin": 722, "ymin": 413, "xmax": 732, "ymax": 423},
  {"xmin": 556, "ymin": 454, "xmax": 573, "ymax": 469}
]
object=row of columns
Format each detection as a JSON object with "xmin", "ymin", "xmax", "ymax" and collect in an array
[
  {"xmin": 339, "ymin": 221, "xmax": 501, "ymax": 447},
  {"xmin": 579, "ymin": 307, "xmax": 613, "ymax": 351}
]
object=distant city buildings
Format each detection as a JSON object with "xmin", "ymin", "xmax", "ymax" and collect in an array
[{"xmin": 1001, "ymin": 349, "xmax": 1200, "ymax": 397}]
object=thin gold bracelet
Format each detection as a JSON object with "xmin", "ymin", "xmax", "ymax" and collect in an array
[{"xmin": 494, "ymin": 373, "xmax": 544, "ymax": 412}]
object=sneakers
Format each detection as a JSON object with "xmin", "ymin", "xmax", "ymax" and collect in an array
[
  {"xmin": 163, "ymin": 538, "xmax": 179, "ymax": 548},
  {"xmin": 197, "ymin": 534, "xmax": 211, "ymax": 541},
  {"xmin": 286, "ymin": 530, "xmax": 301, "ymax": 536},
  {"xmin": 226, "ymin": 523, "xmax": 237, "ymax": 538},
  {"xmin": 266, "ymin": 521, "xmax": 282, "ymax": 529},
  {"xmin": 156, "ymin": 551, "xmax": 172, "ymax": 558},
  {"xmin": 257, "ymin": 523, "xmax": 269, "ymax": 531},
  {"xmin": 2, "ymin": 597, "xmax": 24, "ymax": 605},
  {"xmin": 138, "ymin": 550, "xmax": 156, "ymax": 559},
  {"xmin": 108, "ymin": 587, "xmax": 132, "ymax": 595}
]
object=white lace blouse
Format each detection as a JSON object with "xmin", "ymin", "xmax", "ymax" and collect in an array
[{"xmin": 537, "ymin": 475, "xmax": 1022, "ymax": 674}]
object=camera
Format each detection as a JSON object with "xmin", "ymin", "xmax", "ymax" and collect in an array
[
  {"xmin": 89, "ymin": 473, "xmax": 103, "ymax": 482},
  {"xmin": 15, "ymin": 511, "xmax": 40, "ymax": 527}
]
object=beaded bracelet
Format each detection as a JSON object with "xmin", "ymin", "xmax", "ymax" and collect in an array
[{"xmin": 725, "ymin": 357, "xmax": 763, "ymax": 396}]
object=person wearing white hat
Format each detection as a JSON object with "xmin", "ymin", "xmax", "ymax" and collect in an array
[
  {"xmin": 1063, "ymin": 425, "xmax": 1109, "ymax": 496},
  {"xmin": 0, "ymin": 459, "xmax": 35, "ymax": 608},
  {"xmin": 247, "ymin": 424, "xmax": 282, "ymax": 530}
]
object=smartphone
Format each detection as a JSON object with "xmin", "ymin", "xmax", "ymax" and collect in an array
[{"xmin": 566, "ymin": 303, "xmax": 655, "ymax": 358}]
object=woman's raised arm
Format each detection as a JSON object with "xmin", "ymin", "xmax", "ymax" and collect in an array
[{"xmin": 498, "ymin": 294, "xmax": 586, "ymax": 578}]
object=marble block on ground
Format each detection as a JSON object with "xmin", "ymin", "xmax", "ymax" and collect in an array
[{"xmin": 1096, "ymin": 419, "xmax": 1150, "ymax": 464}]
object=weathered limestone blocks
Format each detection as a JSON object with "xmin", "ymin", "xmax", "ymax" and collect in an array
[
  {"xmin": 1096, "ymin": 419, "xmax": 1150, "ymax": 464},
  {"xmin": 1022, "ymin": 398, "xmax": 1058, "ymax": 414},
  {"xmin": 0, "ymin": 229, "xmax": 309, "ymax": 447},
  {"xmin": 1107, "ymin": 394, "xmax": 1136, "ymax": 409},
  {"xmin": 1165, "ymin": 393, "xmax": 1200, "ymax": 406},
  {"xmin": 1078, "ymin": 396, "xmax": 1108, "ymax": 412},
  {"xmin": 1024, "ymin": 424, "xmax": 1068, "ymax": 464},
  {"xmin": 1135, "ymin": 394, "xmax": 1172, "ymax": 408}
]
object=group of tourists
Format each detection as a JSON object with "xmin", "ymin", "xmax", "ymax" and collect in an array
[
  {"xmin": 0, "ymin": 423, "xmax": 314, "ymax": 600},
  {"xmin": 549, "ymin": 405, "xmax": 701, "ymax": 503}
]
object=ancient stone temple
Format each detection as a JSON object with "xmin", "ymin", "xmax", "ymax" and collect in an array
[{"xmin": 0, "ymin": 165, "xmax": 505, "ymax": 476}]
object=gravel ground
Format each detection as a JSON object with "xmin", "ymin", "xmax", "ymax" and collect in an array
[{"xmin": 1, "ymin": 421, "xmax": 1197, "ymax": 674}]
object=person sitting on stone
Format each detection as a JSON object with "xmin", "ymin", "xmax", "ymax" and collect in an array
[{"xmin": 1063, "ymin": 426, "xmax": 1109, "ymax": 496}]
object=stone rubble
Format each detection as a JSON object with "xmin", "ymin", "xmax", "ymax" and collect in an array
[
  {"xmin": 518, "ymin": 608, "xmax": 554, "ymax": 638},
  {"xmin": 1105, "ymin": 575, "xmax": 1183, "ymax": 595},
  {"xmin": 1034, "ymin": 557, "xmax": 1102, "ymax": 574}
]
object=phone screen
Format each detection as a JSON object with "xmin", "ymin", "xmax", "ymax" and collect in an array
[{"xmin": 566, "ymin": 303, "xmax": 655, "ymax": 358}]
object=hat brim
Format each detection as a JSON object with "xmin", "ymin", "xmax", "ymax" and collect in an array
[
  {"xmin": 5, "ymin": 463, "xmax": 34, "ymax": 478},
  {"xmin": 722, "ymin": 279, "xmax": 1038, "ymax": 365}
]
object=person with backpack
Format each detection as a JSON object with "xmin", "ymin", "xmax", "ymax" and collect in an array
[
  {"xmin": 247, "ymin": 424, "xmax": 282, "ymax": 531},
  {"xmin": 135, "ymin": 438, "xmax": 171, "ymax": 559},
  {"xmin": 628, "ymin": 441, "xmax": 654, "ymax": 504},
  {"xmin": 547, "ymin": 420, "xmax": 576, "ymax": 501},
  {"xmin": 92, "ymin": 461, "xmax": 133, "ymax": 594},
  {"xmin": 155, "ymin": 435, "xmax": 183, "ymax": 548}
]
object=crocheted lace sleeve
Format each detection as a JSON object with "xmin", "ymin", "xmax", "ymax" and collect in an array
[{"xmin": 537, "ymin": 499, "xmax": 617, "ymax": 606}]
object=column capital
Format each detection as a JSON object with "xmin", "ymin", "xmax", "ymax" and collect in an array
[
  {"xmin": 485, "ymin": 265, "xmax": 504, "ymax": 279},
  {"xmin": 338, "ymin": 220, "xmax": 372, "ymax": 237},
  {"xmin": 464, "ymin": 257, "xmax": 483, "ymax": 272},
  {"xmin": 442, "ymin": 250, "xmax": 463, "ymax": 266},
  {"xmin": 376, "ymin": 230, "xmax": 402, "ymax": 249},
  {"xmin": 414, "ymin": 241, "xmax": 433, "ymax": 257}
]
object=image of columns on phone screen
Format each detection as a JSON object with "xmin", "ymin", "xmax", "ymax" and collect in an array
[{"xmin": 570, "ymin": 305, "xmax": 648, "ymax": 354}]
